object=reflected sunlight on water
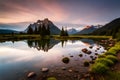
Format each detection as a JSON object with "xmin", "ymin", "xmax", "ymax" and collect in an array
[{"xmin": 0, "ymin": 39, "xmax": 106, "ymax": 80}]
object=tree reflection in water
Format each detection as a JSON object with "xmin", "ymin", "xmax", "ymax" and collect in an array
[{"xmin": 27, "ymin": 39, "xmax": 60, "ymax": 52}]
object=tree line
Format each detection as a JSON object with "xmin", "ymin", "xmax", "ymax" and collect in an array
[
  {"xmin": 27, "ymin": 24, "xmax": 50, "ymax": 36},
  {"xmin": 60, "ymin": 27, "xmax": 69, "ymax": 36}
]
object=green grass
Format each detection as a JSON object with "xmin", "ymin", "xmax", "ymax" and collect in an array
[
  {"xmin": 52, "ymin": 35, "xmax": 112, "ymax": 40},
  {"xmin": 106, "ymin": 55, "xmax": 118, "ymax": 63},
  {"xmin": 96, "ymin": 58, "xmax": 114, "ymax": 66},
  {"xmin": 90, "ymin": 63, "xmax": 109, "ymax": 74},
  {"xmin": 90, "ymin": 41, "xmax": 120, "ymax": 75},
  {"xmin": 47, "ymin": 77, "xmax": 57, "ymax": 80}
]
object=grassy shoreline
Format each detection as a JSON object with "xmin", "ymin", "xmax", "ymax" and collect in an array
[
  {"xmin": 90, "ymin": 41, "xmax": 120, "ymax": 80},
  {"xmin": 0, "ymin": 34, "xmax": 112, "ymax": 41}
]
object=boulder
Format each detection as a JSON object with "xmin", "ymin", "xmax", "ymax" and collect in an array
[
  {"xmin": 42, "ymin": 68, "xmax": 49, "ymax": 72},
  {"xmin": 27, "ymin": 72, "xmax": 36, "ymax": 78}
]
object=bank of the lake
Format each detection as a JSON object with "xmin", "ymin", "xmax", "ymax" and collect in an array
[
  {"xmin": 0, "ymin": 34, "xmax": 112, "ymax": 41},
  {"xmin": 90, "ymin": 41, "xmax": 120, "ymax": 80}
]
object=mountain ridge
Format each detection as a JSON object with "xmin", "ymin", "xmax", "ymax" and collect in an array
[{"xmin": 24, "ymin": 18, "xmax": 61, "ymax": 35}]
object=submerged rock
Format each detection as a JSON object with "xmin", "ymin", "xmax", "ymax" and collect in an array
[
  {"xmin": 62, "ymin": 57, "xmax": 70, "ymax": 64},
  {"xmin": 27, "ymin": 72, "xmax": 36, "ymax": 78},
  {"xmin": 82, "ymin": 48, "xmax": 88, "ymax": 53},
  {"xmin": 61, "ymin": 67, "xmax": 66, "ymax": 70},
  {"xmin": 68, "ymin": 69, "xmax": 73, "ymax": 72},
  {"xmin": 79, "ymin": 54, "xmax": 83, "ymax": 57},
  {"xmin": 70, "ymin": 55, "xmax": 73, "ymax": 57},
  {"xmin": 89, "ymin": 46, "xmax": 93, "ymax": 49},
  {"xmin": 83, "ymin": 61, "xmax": 90, "ymax": 67},
  {"xmin": 42, "ymin": 68, "xmax": 49, "ymax": 72},
  {"xmin": 95, "ymin": 53, "xmax": 98, "ymax": 55},
  {"xmin": 86, "ymin": 51, "xmax": 92, "ymax": 54}
]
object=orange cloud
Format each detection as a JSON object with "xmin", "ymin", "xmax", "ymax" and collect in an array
[{"xmin": 0, "ymin": 0, "xmax": 68, "ymax": 23}]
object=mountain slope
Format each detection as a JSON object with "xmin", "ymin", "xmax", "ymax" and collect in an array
[
  {"xmin": 0, "ymin": 29, "xmax": 18, "ymax": 34},
  {"xmin": 68, "ymin": 28, "xmax": 79, "ymax": 34},
  {"xmin": 24, "ymin": 18, "xmax": 61, "ymax": 35},
  {"xmin": 92, "ymin": 18, "xmax": 120, "ymax": 37},
  {"xmin": 76, "ymin": 25, "xmax": 99, "ymax": 34}
]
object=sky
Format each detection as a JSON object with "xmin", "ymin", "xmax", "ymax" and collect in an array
[{"xmin": 0, "ymin": 0, "xmax": 120, "ymax": 30}]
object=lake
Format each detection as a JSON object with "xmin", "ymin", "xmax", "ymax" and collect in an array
[{"xmin": 0, "ymin": 39, "xmax": 106, "ymax": 80}]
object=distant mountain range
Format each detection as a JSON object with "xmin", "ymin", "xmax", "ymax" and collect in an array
[
  {"xmin": 75, "ymin": 25, "xmax": 101, "ymax": 34},
  {"xmin": 0, "ymin": 17, "xmax": 120, "ymax": 37},
  {"xmin": 0, "ymin": 22, "xmax": 30, "ymax": 30},
  {"xmin": 92, "ymin": 18, "xmax": 120, "ymax": 37},
  {"xmin": 0, "ymin": 29, "xmax": 18, "ymax": 34},
  {"xmin": 24, "ymin": 18, "xmax": 61, "ymax": 35},
  {"xmin": 68, "ymin": 28, "xmax": 79, "ymax": 34}
]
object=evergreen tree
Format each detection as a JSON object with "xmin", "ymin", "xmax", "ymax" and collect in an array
[
  {"xmin": 46, "ymin": 25, "xmax": 50, "ymax": 35},
  {"xmin": 60, "ymin": 27, "xmax": 65, "ymax": 36},
  {"xmin": 41, "ymin": 24, "xmax": 46, "ymax": 36},
  {"xmin": 34, "ymin": 26, "xmax": 38, "ymax": 34},
  {"xmin": 38, "ymin": 24, "xmax": 42, "ymax": 35},
  {"xmin": 60, "ymin": 27, "xmax": 68, "ymax": 36},
  {"xmin": 27, "ymin": 26, "xmax": 33, "ymax": 34}
]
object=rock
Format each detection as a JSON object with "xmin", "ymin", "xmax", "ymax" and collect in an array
[
  {"xmin": 79, "ymin": 54, "xmax": 83, "ymax": 57},
  {"xmin": 109, "ymin": 44, "xmax": 114, "ymax": 47},
  {"xmin": 80, "ymin": 78, "xmax": 85, "ymax": 80},
  {"xmin": 97, "ymin": 48, "xmax": 99, "ymax": 50},
  {"xmin": 70, "ymin": 55, "xmax": 73, "ymax": 57},
  {"xmin": 82, "ymin": 48, "xmax": 88, "ymax": 53},
  {"xmin": 86, "ymin": 51, "xmax": 92, "ymax": 54},
  {"xmin": 68, "ymin": 69, "xmax": 73, "ymax": 72},
  {"xmin": 84, "ymin": 73, "xmax": 90, "ymax": 78},
  {"xmin": 89, "ymin": 46, "xmax": 93, "ymax": 49},
  {"xmin": 74, "ymin": 70, "xmax": 79, "ymax": 73},
  {"xmin": 27, "ymin": 72, "xmax": 36, "ymax": 78},
  {"xmin": 90, "ymin": 56, "xmax": 93, "ymax": 59},
  {"xmin": 62, "ymin": 57, "xmax": 70, "ymax": 64},
  {"xmin": 83, "ymin": 61, "xmax": 90, "ymax": 67},
  {"xmin": 61, "ymin": 67, "xmax": 66, "ymax": 70},
  {"xmin": 42, "ymin": 68, "xmax": 49, "ymax": 72},
  {"xmin": 95, "ymin": 50, "xmax": 97, "ymax": 52},
  {"xmin": 90, "ymin": 76, "xmax": 94, "ymax": 80},
  {"xmin": 89, "ymin": 61, "xmax": 94, "ymax": 64},
  {"xmin": 95, "ymin": 53, "xmax": 98, "ymax": 55}
]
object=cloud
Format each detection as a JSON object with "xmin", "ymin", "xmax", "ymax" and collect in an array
[
  {"xmin": 0, "ymin": 0, "xmax": 120, "ymax": 27},
  {"xmin": 0, "ymin": 0, "xmax": 68, "ymax": 23}
]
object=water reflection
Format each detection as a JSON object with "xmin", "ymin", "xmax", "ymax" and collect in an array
[
  {"xmin": 27, "ymin": 39, "xmax": 60, "ymax": 52},
  {"xmin": 0, "ymin": 38, "xmax": 106, "ymax": 80}
]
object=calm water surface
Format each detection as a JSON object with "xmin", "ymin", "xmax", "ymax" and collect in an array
[{"xmin": 0, "ymin": 39, "xmax": 106, "ymax": 80}]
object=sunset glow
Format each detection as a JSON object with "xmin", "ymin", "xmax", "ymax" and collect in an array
[{"xmin": 0, "ymin": 0, "xmax": 120, "ymax": 25}]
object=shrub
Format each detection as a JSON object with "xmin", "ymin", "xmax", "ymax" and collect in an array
[
  {"xmin": 96, "ymin": 58, "xmax": 114, "ymax": 66},
  {"xmin": 108, "ymin": 48, "xmax": 117, "ymax": 54},
  {"xmin": 105, "ymin": 52, "xmax": 116, "ymax": 56},
  {"xmin": 90, "ymin": 63, "xmax": 109, "ymax": 74},
  {"xmin": 106, "ymin": 55, "xmax": 118, "ymax": 63},
  {"xmin": 98, "ymin": 54, "xmax": 106, "ymax": 58},
  {"xmin": 110, "ymin": 47, "xmax": 120, "ymax": 52}
]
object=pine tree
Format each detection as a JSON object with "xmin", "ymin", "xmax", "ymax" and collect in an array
[
  {"xmin": 34, "ymin": 26, "xmax": 38, "ymax": 34},
  {"xmin": 27, "ymin": 26, "xmax": 33, "ymax": 34},
  {"xmin": 60, "ymin": 27, "xmax": 68, "ymax": 36},
  {"xmin": 60, "ymin": 27, "xmax": 65, "ymax": 36},
  {"xmin": 65, "ymin": 29, "xmax": 68, "ymax": 36},
  {"xmin": 41, "ymin": 24, "xmax": 46, "ymax": 36},
  {"xmin": 46, "ymin": 25, "xmax": 50, "ymax": 35},
  {"xmin": 38, "ymin": 24, "xmax": 42, "ymax": 35}
]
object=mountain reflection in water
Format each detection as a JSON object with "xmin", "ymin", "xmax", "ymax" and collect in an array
[{"xmin": 0, "ymin": 38, "xmax": 106, "ymax": 80}]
